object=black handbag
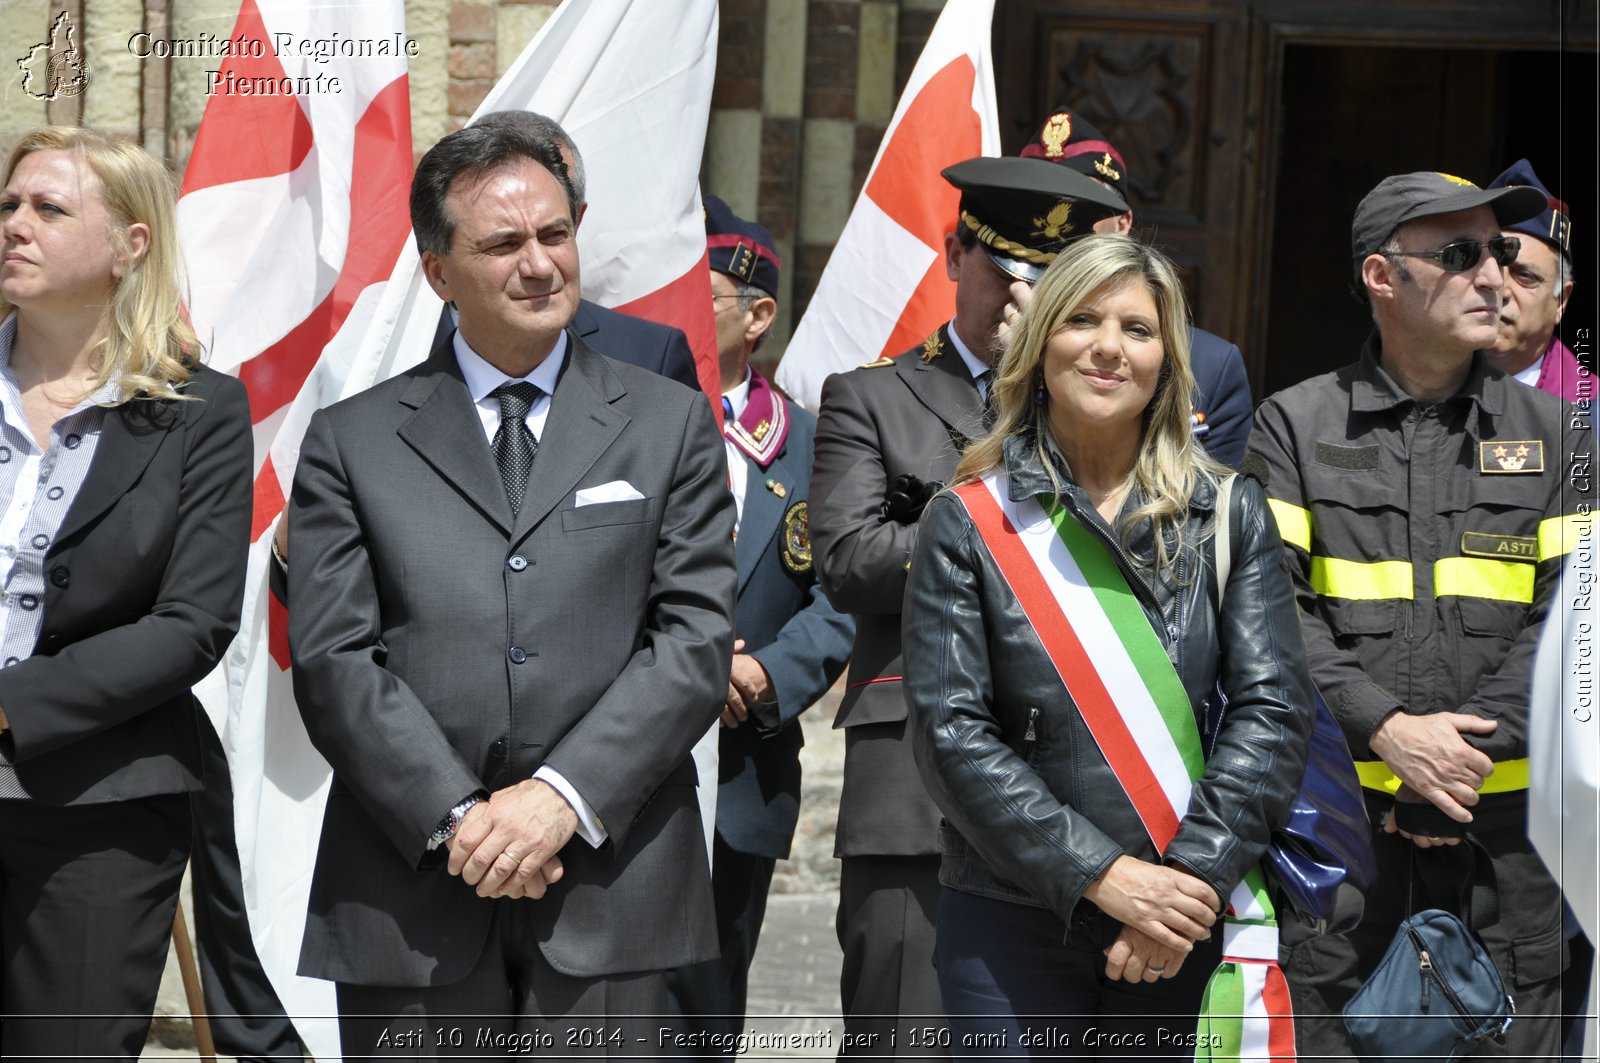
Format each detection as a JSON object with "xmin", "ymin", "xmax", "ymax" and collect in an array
[
  {"xmin": 1342, "ymin": 838, "xmax": 1515, "ymax": 1062},
  {"xmin": 1210, "ymin": 475, "xmax": 1376, "ymax": 933}
]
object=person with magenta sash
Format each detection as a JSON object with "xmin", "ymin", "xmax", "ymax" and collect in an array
[{"xmin": 906, "ymin": 235, "xmax": 1315, "ymax": 1059}]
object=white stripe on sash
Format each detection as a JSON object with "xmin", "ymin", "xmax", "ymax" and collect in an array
[{"xmin": 981, "ymin": 476, "xmax": 1196, "ymax": 824}]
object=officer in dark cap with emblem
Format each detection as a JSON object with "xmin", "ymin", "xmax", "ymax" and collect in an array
[
  {"xmin": 1020, "ymin": 107, "xmax": 1255, "ymax": 467},
  {"xmin": 809, "ymin": 156, "xmax": 1127, "ymax": 1057},
  {"xmin": 1486, "ymin": 159, "xmax": 1582, "ymax": 402},
  {"xmin": 666, "ymin": 196, "xmax": 853, "ymax": 1053}
]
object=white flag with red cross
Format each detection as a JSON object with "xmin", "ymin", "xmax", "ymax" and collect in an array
[
  {"xmin": 183, "ymin": 0, "xmax": 719, "ymax": 1054},
  {"xmin": 773, "ymin": 0, "xmax": 999, "ymax": 411}
]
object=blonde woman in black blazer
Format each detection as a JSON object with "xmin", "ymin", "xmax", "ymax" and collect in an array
[{"xmin": 0, "ymin": 127, "xmax": 251, "ymax": 1057}]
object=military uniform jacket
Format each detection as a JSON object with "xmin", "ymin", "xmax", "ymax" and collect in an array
[
  {"xmin": 1248, "ymin": 337, "xmax": 1593, "ymax": 819},
  {"xmin": 811, "ymin": 326, "xmax": 985, "ymax": 857},
  {"xmin": 720, "ymin": 389, "xmax": 853, "ymax": 860}
]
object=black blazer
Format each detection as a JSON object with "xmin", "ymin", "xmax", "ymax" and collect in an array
[{"xmin": 0, "ymin": 366, "xmax": 253, "ymax": 805}]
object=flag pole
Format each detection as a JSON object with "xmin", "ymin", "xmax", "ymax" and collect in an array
[{"xmin": 171, "ymin": 895, "xmax": 218, "ymax": 1063}]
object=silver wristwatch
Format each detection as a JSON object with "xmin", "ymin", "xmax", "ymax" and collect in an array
[{"xmin": 427, "ymin": 794, "xmax": 483, "ymax": 850}]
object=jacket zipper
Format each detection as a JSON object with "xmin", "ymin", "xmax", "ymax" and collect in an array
[{"xmin": 1023, "ymin": 706, "xmax": 1040, "ymax": 765}]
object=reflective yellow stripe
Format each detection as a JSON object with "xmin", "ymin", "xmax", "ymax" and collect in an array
[
  {"xmin": 1539, "ymin": 514, "xmax": 1595, "ymax": 561},
  {"xmin": 1267, "ymin": 498, "xmax": 1313, "ymax": 552},
  {"xmin": 1356, "ymin": 758, "xmax": 1530, "ymax": 795},
  {"xmin": 1309, "ymin": 557, "xmax": 1413, "ymax": 600},
  {"xmin": 1433, "ymin": 557, "xmax": 1534, "ymax": 604}
]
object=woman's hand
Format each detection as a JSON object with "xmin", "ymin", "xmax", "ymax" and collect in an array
[
  {"xmin": 1103, "ymin": 925, "xmax": 1188, "ymax": 984},
  {"xmin": 1082, "ymin": 855, "xmax": 1219, "ymax": 951}
]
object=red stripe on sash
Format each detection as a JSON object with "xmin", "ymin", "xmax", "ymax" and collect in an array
[
  {"xmin": 1263, "ymin": 965, "xmax": 1297, "ymax": 1059},
  {"xmin": 955, "ymin": 482, "xmax": 1181, "ymax": 846}
]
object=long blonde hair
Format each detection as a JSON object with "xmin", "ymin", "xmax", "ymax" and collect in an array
[
  {"xmin": 1, "ymin": 127, "xmax": 199, "ymax": 403},
  {"xmin": 955, "ymin": 234, "xmax": 1227, "ymax": 570}
]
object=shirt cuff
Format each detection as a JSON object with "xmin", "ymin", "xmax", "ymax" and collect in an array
[{"xmin": 533, "ymin": 765, "xmax": 607, "ymax": 848}]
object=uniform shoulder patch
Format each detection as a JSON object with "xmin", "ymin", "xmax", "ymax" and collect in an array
[
  {"xmin": 781, "ymin": 500, "xmax": 813, "ymax": 576},
  {"xmin": 857, "ymin": 357, "xmax": 895, "ymax": 369},
  {"xmin": 1479, "ymin": 440, "xmax": 1545, "ymax": 474}
]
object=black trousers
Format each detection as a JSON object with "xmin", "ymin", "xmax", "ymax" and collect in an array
[
  {"xmin": 1284, "ymin": 822, "xmax": 1566, "ymax": 1060},
  {"xmin": 666, "ymin": 833, "xmax": 777, "ymax": 1055},
  {"xmin": 836, "ymin": 854, "xmax": 948, "ymax": 1059},
  {"xmin": 0, "ymin": 793, "xmax": 190, "ymax": 1059},
  {"xmin": 192, "ymin": 713, "xmax": 304, "ymax": 1059},
  {"xmin": 338, "ymin": 902, "xmax": 669, "ymax": 1060},
  {"xmin": 935, "ymin": 886, "xmax": 1222, "ymax": 1062}
]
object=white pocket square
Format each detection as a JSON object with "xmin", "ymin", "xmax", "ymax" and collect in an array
[{"xmin": 575, "ymin": 481, "xmax": 646, "ymax": 507}]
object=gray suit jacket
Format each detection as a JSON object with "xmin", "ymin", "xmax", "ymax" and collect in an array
[{"xmin": 288, "ymin": 334, "xmax": 734, "ymax": 987}]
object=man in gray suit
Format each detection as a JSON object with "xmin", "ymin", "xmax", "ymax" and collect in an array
[{"xmin": 288, "ymin": 122, "xmax": 735, "ymax": 1052}]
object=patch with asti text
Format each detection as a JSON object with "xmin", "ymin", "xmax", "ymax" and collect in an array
[{"xmin": 1461, "ymin": 531, "xmax": 1538, "ymax": 561}]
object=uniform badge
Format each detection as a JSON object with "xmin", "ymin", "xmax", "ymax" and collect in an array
[
  {"xmin": 1094, "ymin": 152, "xmax": 1121, "ymax": 182},
  {"xmin": 765, "ymin": 477, "xmax": 787, "ymax": 499},
  {"xmin": 752, "ymin": 419, "xmax": 771, "ymax": 443},
  {"xmin": 1461, "ymin": 531, "xmax": 1537, "ymax": 561},
  {"xmin": 780, "ymin": 501, "xmax": 812, "ymax": 575},
  {"xmin": 858, "ymin": 357, "xmax": 895, "ymax": 369},
  {"xmin": 1479, "ymin": 440, "xmax": 1544, "ymax": 474},
  {"xmin": 920, "ymin": 332, "xmax": 944, "ymax": 363},
  {"xmin": 1031, "ymin": 201, "xmax": 1074, "ymax": 241},
  {"xmin": 1039, "ymin": 113, "xmax": 1072, "ymax": 159}
]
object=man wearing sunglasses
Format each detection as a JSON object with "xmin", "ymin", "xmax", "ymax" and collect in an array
[{"xmin": 1247, "ymin": 171, "xmax": 1590, "ymax": 1058}]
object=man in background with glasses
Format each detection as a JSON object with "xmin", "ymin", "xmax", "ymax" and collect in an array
[
  {"xmin": 1486, "ymin": 159, "xmax": 1581, "ymax": 404},
  {"xmin": 1247, "ymin": 172, "xmax": 1589, "ymax": 1058}
]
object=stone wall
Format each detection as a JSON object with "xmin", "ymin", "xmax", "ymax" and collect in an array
[{"xmin": 2, "ymin": 0, "xmax": 946, "ymax": 358}]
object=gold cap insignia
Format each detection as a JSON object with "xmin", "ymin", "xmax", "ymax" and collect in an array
[
  {"xmin": 920, "ymin": 332, "xmax": 943, "ymax": 363},
  {"xmin": 1039, "ymin": 113, "xmax": 1072, "ymax": 160},
  {"xmin": 1094, "ymin": 152, "xmax": 1120, "ymax": 181},
  {"xmin": 1479, "ymin": 439, "xmax": 1544, "ymax": 474},
  {"xmin": 1031, "ymin": 201, "xmax": 1074, "ymax": 241},
  {"xmin": 781, "ymin": 501, "xmax": 812, "ymax": 575}
]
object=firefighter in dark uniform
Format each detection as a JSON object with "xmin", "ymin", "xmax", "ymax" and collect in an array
[
  {"xmin": 809, "ymin": 157, "xmax": 1128, "ymax": 1055},
  {"xmin": 1247, "ymin": 171, "xmax": 1588, "ymax": 1057}
]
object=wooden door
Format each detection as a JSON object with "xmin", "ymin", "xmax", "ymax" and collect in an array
[{"xmin": 996, "ymin": 0, "xmax": 1598, "ymax": 396}]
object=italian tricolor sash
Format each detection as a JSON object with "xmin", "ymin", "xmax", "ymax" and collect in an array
[{"xmin": 953, "ymin": 473, "xmax": 1295, "ymax": 1062}]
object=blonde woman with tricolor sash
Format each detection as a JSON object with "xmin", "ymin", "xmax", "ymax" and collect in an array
[{"xmin": 906, "ymin": 235, "xmax": 1315, "ymax": 1060}]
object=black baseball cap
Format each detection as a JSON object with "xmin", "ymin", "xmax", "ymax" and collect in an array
[{"xmin": 1351, "ymin": 171, "xmax": 1546, "ymax": 271}]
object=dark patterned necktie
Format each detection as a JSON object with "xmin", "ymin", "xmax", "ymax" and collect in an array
[
  {"xmin": 492, "ymin": 381, "xmax": 541, "ymax": 514},
  {"xmin": 979, "ymin": 369, "xmax": 998, "ymax": 429}
]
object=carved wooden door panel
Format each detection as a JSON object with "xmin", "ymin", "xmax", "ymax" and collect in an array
[{"xmin": 995, "ymin": 4, "xmax": 1251, "ymax": 347}]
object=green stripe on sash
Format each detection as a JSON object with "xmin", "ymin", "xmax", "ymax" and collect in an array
[{"xmin": 1043, "ymin": 499, "xmax": 1206, "ymax": 781}]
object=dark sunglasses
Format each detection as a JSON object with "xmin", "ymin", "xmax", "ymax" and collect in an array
[{"xmin": 1385, "ymin": 236, "xmax": 1521, "ymax": 273}]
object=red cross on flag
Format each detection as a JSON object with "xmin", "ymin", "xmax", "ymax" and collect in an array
[{"xmin": 774, "ymin": 0, "xmax": 999, "ymax": 411}]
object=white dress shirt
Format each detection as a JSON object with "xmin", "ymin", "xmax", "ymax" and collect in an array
[
  {"xmin": 721, "ymin": 369, "xmax": 753, "ymax": 531},
  {"xmin": 452, "ymin": 331, "xmax": 608, "ymax": 848},
  {"xmin": 946, "ymin": 319, "xmax": 995, "ymax": 401}
]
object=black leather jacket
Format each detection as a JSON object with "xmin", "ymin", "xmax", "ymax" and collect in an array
[{"xmin": 905, "ymin": 434, "xmax": 1314, "ymax": 940}]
